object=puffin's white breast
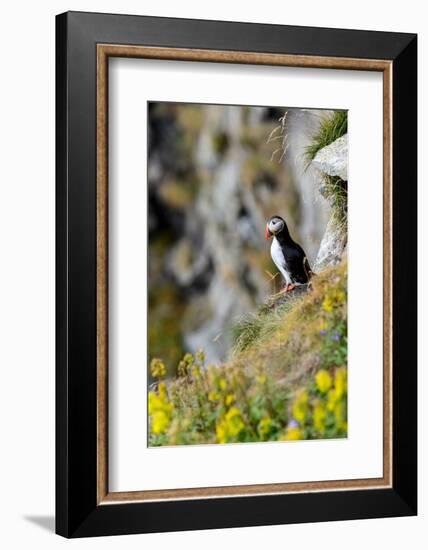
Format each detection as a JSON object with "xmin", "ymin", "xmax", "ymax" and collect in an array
[{"xmin": 270, "ymin": 237, "xmax": 291, "ymax": 285}]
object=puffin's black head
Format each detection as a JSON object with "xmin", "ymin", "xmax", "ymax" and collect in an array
[{"xmin": 265, "ymin": 215, "xmax": 287, "ymax": 240}]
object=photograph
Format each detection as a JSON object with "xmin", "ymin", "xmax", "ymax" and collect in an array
[{"xmin": 147, "ymin": 101, "xmax": 348, "ymax": 446}]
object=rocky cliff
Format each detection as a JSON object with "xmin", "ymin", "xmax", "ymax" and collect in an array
[{"xmin": 148, "ymin": 104, "xmax": 338, "ymax": 368}]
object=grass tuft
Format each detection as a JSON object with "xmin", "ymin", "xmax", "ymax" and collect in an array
[{"xmin": 305, "ymin": 110, "xmax": 348, "ymax": 165}]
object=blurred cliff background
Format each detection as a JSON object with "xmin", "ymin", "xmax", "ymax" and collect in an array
[{"xmin": 148, "ymin": 102, "xmax": 336, "ymax": 371}]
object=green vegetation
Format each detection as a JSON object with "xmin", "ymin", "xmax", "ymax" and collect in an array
[
  {"xmin": 148, "ymin": 234, "xmax": 186, "ymax": 375},
  {"xmin": 304, "ymin": 110, "xmax": 347, "ymax": 163},
  {"xmin": 321, "ymin": 174, "xmax": 348, "ymax": 228},
  {"xmin": 305, "ymin": 110, "xmax": 348, "ymax": 228},
  {"xmin": 148, "ymin": 261, "xmax": 347, "ymax": 446}
]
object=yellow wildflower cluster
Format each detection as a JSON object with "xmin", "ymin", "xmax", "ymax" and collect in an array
[
  {"xmin": 149, "ymin": 346, "xmax": 347, "ymax": 446},
  {"xmin": 176, "ymin": 350, "xmax": 206, "ymax": 379},
  {"xmin": 282, "ymin": 426, "xmax": 303, "ymax": 441},
  {"xmin": 148, "ymin": 382, "xmax": 173, "ymax": 435},
  {"xmin": 150, "ymin": 357, "xmax": 166, "ymax": 378},
  {"xmin": 177, "ymin": 352, "xmax": 194, "ymax": 377},
  {"xmin": 149, "ymin": 350, "xmax": 288, "ymax": 445},
  {"xmin": 315, "ymin": 369, "xmax": 333, "ymax": 393},
  {"xmin": 258, "ymin": 416, "xmax": 273, "ymax": 438},
  {"xmin": 208, "ymin": 390, "xmax": 220, "ymax": 402},
  {"xmin": 322, "ymin": 287, "xmax": 346, "ymax": 313},
  {"xmin": 282, "ymin": 367, "xmax": 347, "ymax": 440},
  {"xmin": 292, "ymin": 390, "xmax": 309, "ymax": 423},
  {"xmin": 216, "ymin": 407, "xmax": 246, "ymax": 444}
]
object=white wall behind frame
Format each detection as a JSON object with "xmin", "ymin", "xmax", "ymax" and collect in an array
[{"xmin": 0, "ymin": 1, "xmax": 424, "ymax": 549}]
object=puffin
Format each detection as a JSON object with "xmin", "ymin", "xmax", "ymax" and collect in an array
[{"xmin": 265, "ymin": 215, "xmax": 312, "ymax": 292}]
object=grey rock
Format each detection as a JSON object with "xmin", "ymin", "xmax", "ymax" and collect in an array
[
  {"xmin": 312, "ymin": 134, "xmax": 348, "ymax": 181},
  {"xmin": 313, "ymin": 216, "xmax": 347, "ymax": 272}
]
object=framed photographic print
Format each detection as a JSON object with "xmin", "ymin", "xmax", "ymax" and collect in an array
[{"xmin": 56, "ymin": 11, "xmax": 417, "ymax": 538}]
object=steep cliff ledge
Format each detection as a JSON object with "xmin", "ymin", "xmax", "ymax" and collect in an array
[{"xmin": 149, "ymin": 261, "xmax": 347, "ymax": 446}]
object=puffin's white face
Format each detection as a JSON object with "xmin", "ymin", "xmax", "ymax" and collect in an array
[{"xmin": 266, "ymin": 217, "xmax": 285, "ymax": 239}]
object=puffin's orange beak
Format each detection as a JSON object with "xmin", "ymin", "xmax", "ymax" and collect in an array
[{"xmin": 265, "ymin": 224, "xmax": 272, "ymax": 240}]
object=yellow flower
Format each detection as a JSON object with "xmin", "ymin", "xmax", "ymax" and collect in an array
[
  {"xmin": 292, "ymin": 390, "xmax": 309, "ymax": 423},
  {"xmin": 158, "ymin": 382, "xmax": 168, "ymax": 397},
  {"xmin": 219, "ymin": 378, "xmax": 227, "ymax": 391},
  {"xmin": 336, "ymin": 289, "xmax": 346, "ymax": 303},
  {"xmin": 216, "ymin": 422, "xmax": 227, "ymax": 444},
  {"xmin": 327, "ymin": 388, "xmax": 337, "ymax": 411},
  {"xmin": 322, "ymin": 297, "xmax": 334, "ymax": 313},
  {"xmin": 195, "ymin": 349, "xmax": 205, "ymax": 364},
  {"xmin": 151, "ymin": 410, "xmax": 170, "ymax": 434},
  {"xmin": 148, "ymin": 384, "xmax": 173, "ymax": 435},
  {"xmin": 225, "ymin": 393, "xmax": 236, "ymax": 406},
  {"xmin": 225, "ymin": 407, "xmax": 245, "ymax": 436},
  {"xmin": 150, "ymin": 357, "xmax": 166, "ymax": 378},
  {"xmin": 282, "ymin": 427, "xmax": 303, "ymax": 441},
  {"xmin": 315, "ymin": 369, "xmax": 333, "ymax": 393},
  {"xmin": 258, "ymin": 416, "xmax": 273, "ymax": 437},
  {"xmin": 313, "ymin": 401, "xmax": 327, "ymax": 433},
  {"xmin": 334, "ymin": 401, "xmax": 346, "ymax": 428},
  {"xmin": 334, "ymin": 367, "xmax": 347, "ymax": 400},
  {"xmin": 183, "ymin": 352, "xmax": 194, "ymax": 365},
  {"xmin": 191, "ymin": 364, "xmax": 201, "ymax": 379},
  {"xmin": 208, "ymin": 391, "xmax": 220, "ymax": 402},
  {"xmin": 177, "ymin": 360, "xmax": 188, "ymax": 377},
  {"xmin": 216, "ymin": 407, "xmax": 245, "ymax": 443},
  {"xmin": 257, "ymin": 374, "xmax": 267, "ymax": 385}
]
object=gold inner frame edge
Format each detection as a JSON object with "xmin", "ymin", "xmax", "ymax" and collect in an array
[{"xmin": 96, "ymin": 44, "xmax": 393, "ymax": 505}]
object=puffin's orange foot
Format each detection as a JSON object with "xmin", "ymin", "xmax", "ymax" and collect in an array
[{"xmin": 279, "ymin": 284, "xmax": 296, "ymax": 294}]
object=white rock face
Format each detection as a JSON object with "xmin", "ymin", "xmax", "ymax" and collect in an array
[
  {"xmin": 314, "ymin": 216, "xmax": 347, "ymax": 272},
  {"xmin": 312, "ymin": 134, "xmax": 348, "ymax": 181},
  {"xmin": 311, "ymin": 133, "xmax": 348, "ymax": 271}
]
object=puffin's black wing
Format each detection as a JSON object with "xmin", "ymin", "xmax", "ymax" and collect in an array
[
  {"xmin": 286, "ymin": 242, "xmax": 312, "ymax": 284},
  {"xmin": 303, "ymin": 256, "xmax": 313, "ymax": 280}
]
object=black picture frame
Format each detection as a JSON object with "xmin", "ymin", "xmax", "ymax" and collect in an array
[{"xmin": 56, "ymin": 11, "xmax": 417, "ymax": 538}]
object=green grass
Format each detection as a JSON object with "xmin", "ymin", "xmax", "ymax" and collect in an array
[
  {"xmin": 305, "ymin": 111, "xmax": 348, "ymax": 229},
  {"xmin": 305, "ymin": 110, "xmax": 348, "ymax": 165},
  {"xmin": 323, "ymin": 175, "xmax": 348, "ymax": 228},
  {"xmin": 232, "ymin": 296, "xmax": 296, "ymax": 354}
]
